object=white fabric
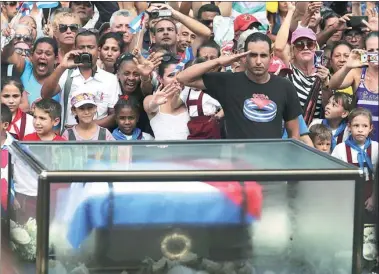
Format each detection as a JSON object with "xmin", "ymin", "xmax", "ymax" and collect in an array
[
  {"xmin": 8, "ymin": 113, "xmax": 35, "ymax": 137},
  {"xmin": 180, "ymin": 87, "xmax": 221, "ymax": 117},
  {"xmin": 58, "ymin": 66, "xmax": 121, "ymax": 126},
  {"xmin": 332, "ymin": 141, "xmax": 378, "ymax": 181},
  {"xmin": 309, "ymin": 119, "xmax": 350, "ymax": 144},
  {"xmin": 150, "ymin": 108, "xmax": 190, "ymax": 140},
  {"xmin": 121, "ymin": 132, "xmax": 154, "ymax": 140},
  {"xmin": 82, "ymin": 6, "xmax": 99, "ymax": 29}
]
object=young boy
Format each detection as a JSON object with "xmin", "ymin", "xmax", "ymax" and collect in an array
[
  {"xmin": 1, "ymin": 104, "xmax": 14, "ymax": 214},
  {"xmin": 309, "ymin": 93, "xmax": 354, "ymax": 152},
  {"xmin": 23, "ymin": 99, "xmax": 66, "ymax": 141},
  {"xmin": 309, "ymin": 124, "xmax": 333, "ymax": 154}
]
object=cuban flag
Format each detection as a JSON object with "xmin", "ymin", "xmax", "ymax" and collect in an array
[
  {"xmin": 17, "ymin": 2, "xmax": 34, "ymax": 16},
  {"xmin": 172, "ymin": 47, "xmax": 194, "ymax": 74},
  {"xmin": 36, "ymin": 2, "xmax": 59, "ymax": 9},
  {"xmin": 64, "ymin": 159, "xmax": 262, "ymax": 249},
  {"xmin": 129, "ymin": 12, "xmax": 145, "ymax": 34}
]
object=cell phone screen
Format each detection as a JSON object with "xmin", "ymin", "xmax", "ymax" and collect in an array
[{"xmin": 347, "ymin": 16, "xmax": 368, "ymax": 28}]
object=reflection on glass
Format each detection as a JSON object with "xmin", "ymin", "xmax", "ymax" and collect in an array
[{"xmin": 48, "ymin": 180, "xmax": 355, "ymax": 273}]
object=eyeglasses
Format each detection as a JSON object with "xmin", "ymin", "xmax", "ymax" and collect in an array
[
  {"xmin": 200, "ymin": 20, "xmax": 213, "ymax": 27},
  {"xmin": 345, "ymin": 33, "xmax": 362, "ymax": 39},
  {"xmin": 14, "ymin": 34, "xmax": 32, "ymax": 44},
  {"xmin": 58, "ymin": 24, "xmax": 79, "ymax": 33},
  {"xmin": 162, "ymin": 54, "xmax": 181, "ymax": 62},
  {"xmin": 15, "ymin": 48, "xmax": 31, "ymax": 56},
  {"xmin": 4, "ymin": 2, "xmax": 17, "ymax": 6},
  {"xmin": 294, "ymin": 40, "xmax": 316, "ymax": 51}
]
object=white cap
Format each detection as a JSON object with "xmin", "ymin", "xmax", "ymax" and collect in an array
[{"xmin": 70, "ymin": 91, "xmax": 97, "ymax": 108}]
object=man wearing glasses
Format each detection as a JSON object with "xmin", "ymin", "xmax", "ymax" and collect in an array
[{"xmin": 1, "ymin": 2, "xmax": 18, "ymax": 29}]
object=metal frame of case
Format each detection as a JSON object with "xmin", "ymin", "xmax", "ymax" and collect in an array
[{"xmin": 8, "ymin": 139, "xmax": 365, "ymax": 274}]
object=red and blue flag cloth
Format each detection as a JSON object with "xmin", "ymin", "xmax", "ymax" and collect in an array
[
  {"xmin": 172, "ymin": 47, "xmax": 194, "ymax": 74},
  {"xmin": 17, "ymin": 2, "xmax": 34, "ymax": 16},
  {"xmin": 129, "ymin": 12, "xmax": 145, "ymax": 34}
]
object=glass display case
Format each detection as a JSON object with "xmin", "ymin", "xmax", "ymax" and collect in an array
[{"xmin": 7, "ymin": 139, "xmax": 366, "ymax": 274}]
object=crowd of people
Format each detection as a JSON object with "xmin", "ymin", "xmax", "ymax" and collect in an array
[{"xmin": 1, "ymin": 1, "xmax": 378, "ymax": 273}]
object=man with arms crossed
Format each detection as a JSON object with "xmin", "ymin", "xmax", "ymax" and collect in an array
[{"xmin": 177, "ymin": 32, "xmax": 301, "ymax": 140}]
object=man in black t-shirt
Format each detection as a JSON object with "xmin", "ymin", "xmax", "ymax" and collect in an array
[{"xmin": 177, "ymin": 32, "xmax": 302, "ymax": 139}]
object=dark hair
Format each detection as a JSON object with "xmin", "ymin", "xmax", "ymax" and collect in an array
[
  {"xmin": 32, "ymin": 37, "xmax": 58, "ymax": 56},
  {"xmin": 364, "ymin": 31, "xmax": 379, "ymax": 48},
  {"xmin": 197, "ymin": 4, "xmax": 220, "ymax": 20},
  {"xmin": 69, "ymin": 1, "xmax": 94, "ymax": 9},
  {"xmin": 158, "ymin": 54, "xmax": 178, "ymax": 78},
  {"xmin": 197, "ymin": 40, "xmax": 221, "ymax": 57},
  {"xmin": 1, "ymin": 77, "xmax": 24, "ymax": 94},
  {"xmin": 114, "ymin": 52, "xmax": 134, "ymax": 73},
  {"xmin": 348, "ymin": 107, "xmax": 373, "ymax": 125},
  {"xmin": 309, "ymin": 124, "xmax": 333, "ymax": 143},
  {"xmin": 330, "ymin": 40, "xmax": 352, "ymax": 57},
  {"xmin": 1, "ymin": 103, "xmax": 12, "ymax": 124},
  {"xmin": 99, "ymin": 32, "xmax": 124, "ymax": 50},
  {"xmin": 320, "ymin": 12, "xmax": 339, "ymax": 30},
  {"xmin": 329, "ymin": 93, "xmax": 355, "ymax": 113},
  {"xmin": 75, "ymin": 29, "xmax": 99, "ymax": 47},
  {"xmin": 150, "ymin": 18, "xmax": 177, "ymax": 35},
  {"xmin": 114, "ymin": 95, "xmax": 141, "ymax": 117},
  {"xmin": 244, "ymin": 32, "xmax": 272, "ymax": 52},
  {"xmin": 34, "ymin": 99, "xmax": 62, "ymax": 120}
]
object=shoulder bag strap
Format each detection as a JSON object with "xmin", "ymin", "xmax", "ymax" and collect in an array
[
  {"xmin": 67, "ymin": 128, "xmax": 76, "ymax": 141},
  {"xmin": 99, "ymin": 127, "xmax": 106, "ymax": 140},
  {"xmin": 61, "ymin": 69, "xmax": 74, "ymax": 134},
  {"xmin": 19, "ymin": 112, "xmax": 27, "ymax": 140}
]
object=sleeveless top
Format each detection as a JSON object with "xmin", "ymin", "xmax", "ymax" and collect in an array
[
  {"xmin": 150, "ymin": 107, "xmax": 190, "ymax": 140},
  {"xmin": 356, "ymin": 68, "xmax": 379, "ymax": 142}
]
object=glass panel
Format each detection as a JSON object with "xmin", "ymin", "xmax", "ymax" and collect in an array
[
  {"xmin": 20, "ymin": 141, "xmax": 352, "ymax": 171},
  {"xmin": 46, "ymin": 179, "xmax": 356, "ymax": 274}
]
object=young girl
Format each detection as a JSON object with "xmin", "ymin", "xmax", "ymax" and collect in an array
[
  {"xmin": 310, "ymin": 93, "xmax": 354, "ymax": 152},
  {"xmin": 332, "ymin": 108, "xmax": 378, "ymax": 212},
  {"xmin": 112, "ymin": 95, "xmax": 154, "ymax": 140},
  {"xmin": 0, "ymin": 77, "xmax": 34, "ymax": 140},
  {"xmin": 62, "ymin": 91, "xmax": 114, "ymax": 141}
]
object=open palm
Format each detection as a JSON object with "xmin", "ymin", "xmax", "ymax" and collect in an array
[{"xmin": 152, "ymin": 84, "xmax": 180, "ymax": 106}]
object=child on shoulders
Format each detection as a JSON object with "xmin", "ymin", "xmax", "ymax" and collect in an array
[
  {"xmin": 1, "ymin": 77, "xmax": 34, "ymax": 140},
  {"xmin": 112, "ymin": 95, "xmax": 154, "ymax": 141},
  {"xmin": 62, "ymin": 91, "xmax": 114, "ymax": 141}
]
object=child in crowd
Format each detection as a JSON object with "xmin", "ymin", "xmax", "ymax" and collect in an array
[
  {"xmin": 62, "ymin": 91, "xmax": 114, "ymax": 141},
  {"xmin": 23, "ymin": 99, "xmax": 66, "ymax": 141},
  {"xmin": 332, "ymin": 108, "xmax": 378, "ymax": 212},
  {"xmin": 310, "ymin": 93, "xmax": 353, "ymax": 152},
  {"xmin": 1, "ymin": 77, "xmax": 34, "ymax": 140},
  {"xmin": 1, "ymin": 104, "xmax": 15, "ymax": 214},
  {"xmin": 112, "ymin": 95, "xmax": 154, "ymax": 140},
  {"xmin": 309, "ymin": 124, "xmax": 333, "ymax": 153}
]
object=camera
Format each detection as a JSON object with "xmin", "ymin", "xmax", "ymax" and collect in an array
[
  {"xmin": 313, "ymin": 50, "xmax": 324, "ymax": 67},
  {"xmin": 361, "ymin": 52, "xmax": 378, "ymax": 63},
  {"xmin": 149, "ymin": 9, "xmax": 172, "ymax": 19},
  {"xmin": 74, "ymin": 53, "xmax": 92, "ymax": 65}
]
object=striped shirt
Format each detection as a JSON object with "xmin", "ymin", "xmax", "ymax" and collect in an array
[{"xmin": 287, "ymin": 63, "xmax": 322, "ymax": 118}]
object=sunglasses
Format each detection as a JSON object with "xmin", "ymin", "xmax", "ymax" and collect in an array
[
  {"xmin": 294, "ymin": 40, "xmax": 316, "ymax": 51},
  {"xmin": 162, "ymin": 54, "xmax": 181, "ymax": 62},
  {"xmin": 4, "ymin": 2, "xmax": 17, "ymax": 6},
  {"xmin": 115, "ymin": 53, "xmax": 136, "ymax": 72},
  {"xmin": 15, "ymin": 48, "xmax": 31, "ymax": 56},
  {"xmin": 58, "ymin": 24, "xmax": 79, "ymax": 33},
  {"xmin": 14, "ymin": 34, "xmax": 32, "ymax": 44},
  {"xmin": 200, "ymin": 20, "xmax": 213, "ymax": 27},
  {"xmin": 79, "ymin": 28, "xmax": 99, "ymax": 34}
]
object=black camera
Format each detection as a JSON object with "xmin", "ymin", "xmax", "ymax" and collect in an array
[
  {"xmin": 74, "ymin": 53, "xmax": 92, "ymax": 65},
  {"xmin": 149, "ymin": 9, "xmax": 172, "ymax": 19}
]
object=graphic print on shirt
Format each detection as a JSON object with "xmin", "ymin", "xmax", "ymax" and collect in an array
[{"xmin": 243, "ymin": 94, "xmax": 277, "ymax": 122}]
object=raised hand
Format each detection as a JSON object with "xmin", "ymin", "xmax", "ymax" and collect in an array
[
  {"xmin": 151, "ymin": 83, "xmax": 181, "ymax": 106},
  {"xmin": 217, "ymin": 51, "xmax": 251, "ymax": 67},
  {"xmin": 61, "ymin": 50, "xmax": 85, "ymax": 69},
  {"xmin": 315, "ymin": 65, "xmax": 330, "ymax": 82},
  {"xmin": 133, "ymin": 51, "xmax": 163, "ymax": 78},
  {"xmin": 362, "ymin": 8, "xmax": 379, "ymax": 32},
  {"xmin": 346, "ymin": 49, "xmax": 369, "ymax": 69}
]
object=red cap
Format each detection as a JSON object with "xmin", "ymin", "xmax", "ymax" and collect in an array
[
  {"xmin": 234, "ymin": 14, "xmax": 260, "ymax": 32},
  {"xmin": 268, "ymin": 56, "xmax": 292, "ymax": 74}
]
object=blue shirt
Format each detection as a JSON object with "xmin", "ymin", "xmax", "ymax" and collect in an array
[
  {"xmin": 282, "ymin": 114, "xmax": 309, "ymax": 138},
  {"xmin": 21, "ymin": 60, "xmax": 60, "ymax": 106}
]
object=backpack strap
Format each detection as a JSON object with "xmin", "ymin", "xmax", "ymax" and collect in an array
[
  {"xmin": 7, "ymin": 64, "xmax": 14, "ymax": 76},
  {"xmin": 61, "ymin": 69, "xmax": 74, "ymax": 134},
  {"xmin": 98, "ymin": 127, "xmax": 106, "ymax": 140},
  {"xmin": 67, "ymin": 128, "xmax": 76, "ymax": 141},
  {"xmin": 19, "ymin": 112, "xmax": 27, "ymax": 140}
]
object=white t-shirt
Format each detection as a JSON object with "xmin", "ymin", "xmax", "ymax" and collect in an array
[
  {"xmin": 8, "ymin": 112, "xmax": 35, "ymax": 139},
  {"xmin": 332, "ymin": 141, "xmax": 378, "ymax": 181},
  {"xmin": 310, "ymin": 119, "xmax": 350, "ymax": 143},
  {"xmin": 180, "ymin": 87, "xmax": 221, "ymax": 117},
  {"xmin": 58, "ymin": 67, "xmax": 121, "ymax": 127}
]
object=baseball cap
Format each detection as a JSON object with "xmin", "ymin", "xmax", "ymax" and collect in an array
[
  {"xmin": 237, "ymin": 29, "xmax": 259, "ymax": 51},
  {"xmin": 268, "ymin": 56, "xmax": 292, "ymax": 74},
  {"xmin": 70, "ymin": 91, "xmax": 97, "ymax": 108},
  {"xmin": 234, "ymin": 14, "xmax": 260, "ymax": 32},
  {"xmin": 291, "ymin": 27, "xmax": 317, "ymax": 44}
]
